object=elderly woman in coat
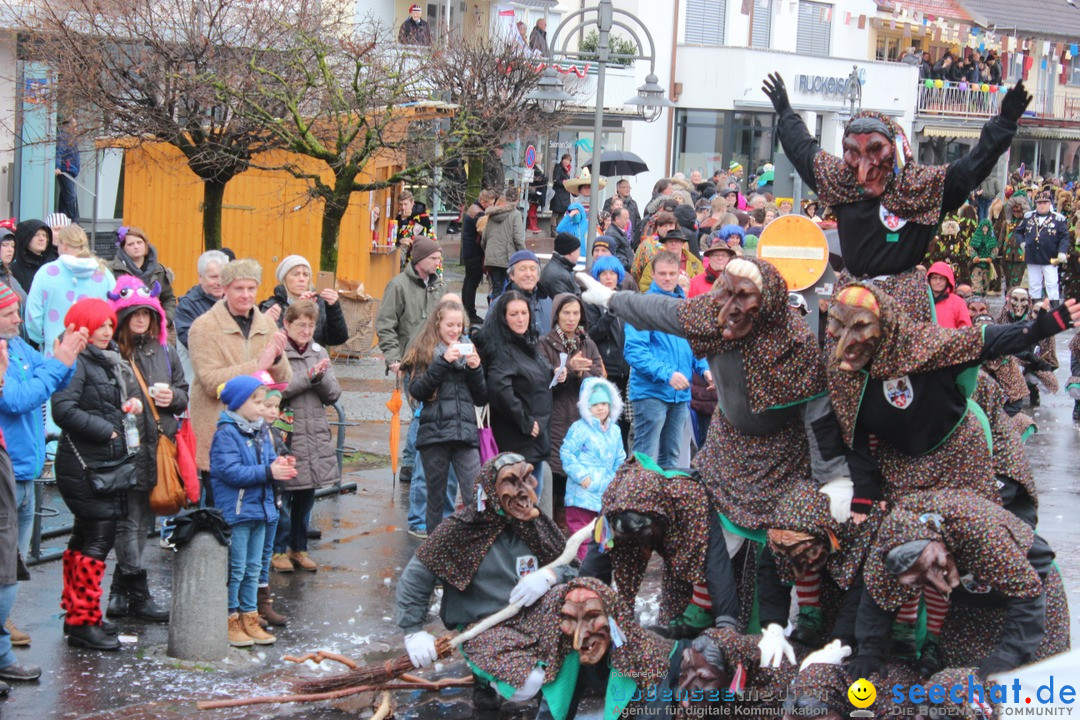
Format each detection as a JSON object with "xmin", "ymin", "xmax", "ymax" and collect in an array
[{"xmin": 269, "ymin": 300, "xmax": 342, "ymax": 573}]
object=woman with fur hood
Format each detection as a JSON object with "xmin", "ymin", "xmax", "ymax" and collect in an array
[{"xmin": 559, "ymin": 376, "xmax": 625, "ymax": 559}]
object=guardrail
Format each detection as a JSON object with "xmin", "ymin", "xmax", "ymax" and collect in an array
[{"xmin": 917, "ymin": 82, "xmax": 1002, "ymax": 119}]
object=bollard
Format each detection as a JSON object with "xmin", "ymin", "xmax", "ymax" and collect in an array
[{"xmin": 168, "ymin": 530, "xmax": 228, "ymax": 661}]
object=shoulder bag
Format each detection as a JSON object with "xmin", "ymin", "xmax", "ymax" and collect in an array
[
  {"xmin": 130, "ymin": 361, "xmax": 188, "ymax": 515},
  {"xmin": 64, "ymin": 434, "xmax": 136, "ymax": 495}
]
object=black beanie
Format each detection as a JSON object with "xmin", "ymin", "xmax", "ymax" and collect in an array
[{"xmin": 554, "ymin": 232, "xmax": 581, "ymax": 255}]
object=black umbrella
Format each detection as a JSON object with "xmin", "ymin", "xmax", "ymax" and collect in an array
[{"xmin": 582, "ymin": 150, "xmax": 649, "ymax": 177}]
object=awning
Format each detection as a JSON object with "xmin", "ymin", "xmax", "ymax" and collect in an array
[
  {"xmin": 920, "ymin": 125, "xmax": 982, "ymax": 139},
  {"xmin": 508, "ymin": 0, "xmax": 558, "ymax": 7},
  {"xmin": 1018, "ymin": 126, "xmax": 1080, "ymax": 140}
]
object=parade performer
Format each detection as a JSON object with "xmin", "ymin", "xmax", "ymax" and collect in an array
[
  {"xmin": 998, "ymin": 194, "xmax": 1030, "ymax": 289},
  {"xmin": 997, "ymin": 286, "xmax": 1059, "ymax": 406},
  {"xmin": 854, "ymin": 490, "xmax": 1061, "ymax": 681},
  {"xmin": 460, "ymin": 577, "xmax": 678, "ymax": 720},
  {"xmin": 970, "ymin": 306, "xmax": 1030, "ymax": 415},
  {"xmin": 395, "ymin": 453, "xmax": 574, "ymax": 712},
  {"xmin": 968, "ymin": 219, "xmax": 999, "ymax": 297},
  {"xmin": 762, "ymin": 72, "xmax": 1028, "ymax": 320},
  {"xmin": 579, "ymin": 459, "xmax": 740, "ymax": 638}
]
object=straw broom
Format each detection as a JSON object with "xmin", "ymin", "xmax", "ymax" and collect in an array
[{"xmin": 293, "ymin": 519, "xmax": 596, "ymax": 695}]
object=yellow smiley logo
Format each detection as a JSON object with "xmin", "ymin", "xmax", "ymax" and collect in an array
[{"xmin": 848, "ymin": 678, "xmax": 877, "ymax": 708}]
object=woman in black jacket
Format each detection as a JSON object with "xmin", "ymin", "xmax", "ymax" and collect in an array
[
  {"xmin": 403, "ymin": 299, "xmax": 487, "ymax": 533},
  {"xmin": 476, "ymin": 290, "xmax": 566, "ymax": 497},
  {"xmin": 549, "ymin": 154, "xmax": 572, "ymax": 236},
  {"xmin": 105, "ymin": 278, "xmax": 189, "ymax": 623},
  {"xmin": 10, "ymin": 219, "xmax": 57, "ymax": 299},
  {"xmin": 258, "ymin": 255, "xmax": 349, "ymax": 347},
  {"xmin": 51, "ymin": 299, "xmax": 140, "ymax": 651}
]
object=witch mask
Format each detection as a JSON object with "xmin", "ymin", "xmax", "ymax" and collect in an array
[
  {"xmin": 827, "ymin": 288, "xmax": 882, "ymax": 372},
  {"xmin": 768, "ymin": 529, "xmax": 829, "ymax": 576},
  {"xmin": 493, "ymin": 456, "xmax": 540, "ymax": 522},
  {"xmin": 714, "ymin": 267, "xmax": 764, "ymax": 341},
  {"xmin": 559, "ymin": 587, "xmax": 611, "ymax": 665}
]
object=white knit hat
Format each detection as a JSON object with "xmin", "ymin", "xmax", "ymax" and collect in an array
[
  {"xmin": 276, "ymin": 255, "xmax": 311, "ymax": 283},
  {"xmin": 46, "ymin": 213, "xmax": 71, "ymax": 229}
]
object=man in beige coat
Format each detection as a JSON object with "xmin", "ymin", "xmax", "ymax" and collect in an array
[{"xmin": 188, "ymin": 259, "xmax": 292, "ymax": 476}]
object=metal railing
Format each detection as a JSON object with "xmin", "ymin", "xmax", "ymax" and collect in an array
[
  {"xmin": 27, "ymin": 401, "xmax": 360, "ymax": 565},
  {"xmin": 916, "ymin": 82, "xmax": 1002, "ymax": 119}
]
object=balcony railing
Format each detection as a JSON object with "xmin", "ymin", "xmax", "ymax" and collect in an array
[
  {"xmin": 918, "ymin": 81, "xmax": 1080, "ymax": 125},
  {"xmin": 916, "ymin": 82, "xmax": 1002, "ymax": 119}
]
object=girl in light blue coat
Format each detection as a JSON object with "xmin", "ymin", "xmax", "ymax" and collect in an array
[{"xmin": 560, "ymin": 376, "xmax": 625, "ymax": 559}]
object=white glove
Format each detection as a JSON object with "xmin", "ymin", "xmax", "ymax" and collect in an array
[
  {"xmin": 758, "ymin": 623, "xmax": 796, "ymax": 668},
  {"xmin": 508, "ymin": 666, "xmax": 546, "ymax": 702},
  {"xmin": 1058, "ymin": 253, "xmax": 1068, "ymax": 265},
  {"xmin": 818, "ymin": 477, "xmax": 854, "ymax": 524},
  {"xmin": 509, "ymin": 568, "xmax": 556, "ymax": 607},
  {"xmin": 404, "ymin": 631, "xmax": 439, "ymax": 669},
  {"xmin": 799, "ymin": 639, "xmax": 853, "ymax": 671},
  {"xmin": 576, "ymin": 272, "xmax": 616, "ymax": 309}
]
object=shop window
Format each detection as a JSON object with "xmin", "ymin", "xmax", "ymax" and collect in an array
[{"xmin": 684, "ymin": 0, "xmax": 726, "ymax": 46}]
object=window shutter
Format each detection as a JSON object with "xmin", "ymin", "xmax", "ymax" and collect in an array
[
  {"xmin": 684, "ymin": 0, "xmax": 727, "ymax": 46},
  {"xmin": 750, "ymin": 0, "xmax": 773, "ymax": 49},
  {"xmin": 796, "ymin": 1, "xmax": 832, "ymax": 56}
]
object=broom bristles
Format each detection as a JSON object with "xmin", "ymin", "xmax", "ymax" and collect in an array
[{"xmin": 295, "ymin": 638, "xmax": 453, "ymax": 694}]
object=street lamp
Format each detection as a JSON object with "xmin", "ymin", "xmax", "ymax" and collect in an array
[
  {"xmin": 544, "ymin": 0, "xmax": 671, "ymax": 253},
  {"xmin": 835, "ymin": 64, "xmax": 863, "ymax": 127},
  {"xmin": 527, "ymin": 67, "xmax": 574, "ymax": 115}
]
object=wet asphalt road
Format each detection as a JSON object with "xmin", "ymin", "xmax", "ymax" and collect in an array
[{"xmin": 1, "ymin": 335, "xmax": 1078, "ymax": 719}]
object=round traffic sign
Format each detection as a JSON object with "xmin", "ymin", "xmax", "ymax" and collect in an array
[
  {"xmin": 755, "ymin": 215, "xmax": 830, "ymax": 291},
  {"xmin": 525, "ymin": 145, "xmax": 536, "ymax": 169}
]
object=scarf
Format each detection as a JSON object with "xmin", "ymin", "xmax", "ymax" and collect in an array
[
  {"xmin": 863, "ymin": 490, "xmax": 1038, "ymax": 611},
  {"xmin": 461, "ymin": 577, "xmax": 673, "ymax": 698},
  {"xmin": 433, "ymin": 342, "xmax": 467, "ymax": 369},
  {"xmin": 224, "ymin": 409, "xmax": 264, "ymax": 436},
  {"xmin": 812, "ymin": 111, "xmax": 948, "ymax": 225},
  {"xmin": 552, "ymin": 326, "xmax": 582, "ymax": 357},
  {"xmin": 676, "ymin": 257, "xmax": 827, "ymax": 413},
  {"xmin": 416, "ymin": 456, "xmax": 567, "ymax": 591},
  {"xmin": 827, "ymin": 283, "xmax": 983, "ymax": 447},
  {"xmin": 601, "ymin": 460, "xmax": 712, "ymax": 624}
]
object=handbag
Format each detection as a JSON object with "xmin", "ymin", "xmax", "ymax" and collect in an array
[
  {"xmin": 64, "ymin": 435, "xmax": 137, "ymax": 495},
  {"xmin": 130, "ymin": 362, "xmax": 188, "ymax": 516},
  {"xmin": 475, "ymin": 405, "xmax": 499, "ymax": 463}
]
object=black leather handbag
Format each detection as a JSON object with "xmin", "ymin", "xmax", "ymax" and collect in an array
[{"xmin": 65, "ymin": 435, "xmax": 137, "ymax": 495}]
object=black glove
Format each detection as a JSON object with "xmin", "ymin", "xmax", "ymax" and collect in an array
[
  {"xmin": 1031, "ymin": 301, "xmax": 1073, "ymax": 340},
  {"xmin": 1000, "ymin": 82, "xmax": 1033, "ymax": 123},
  {"xmin": 762, "ymin": 73, "xmax": 791, "ymax": 115},
  {"xmin": 977, "ymin": 656, "xmax": 1013, "ymax": 682},
  {"xmin": 845, "ymin": 654, "xmax": 883, "ymax": 679}
]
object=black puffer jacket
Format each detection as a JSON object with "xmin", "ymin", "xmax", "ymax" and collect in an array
[
  {"xmin": 51, "ymin": 343, "xmax": 136, "ymax": 520},
  {"xmin": 408, "ymin": 353, "xmax": 487, "ymax": 448},
  {"xmin": 481, "ymin": 335, "xmax": 555, "ymax": 465},
  {"xmin": 584, "ymin": 302, "xmax": 628, "ymax": 380},
  {"xmin": 125, "ymin": 335, "xmax": 189, "ymax": 491},
  {"xmin": 11, "ymin": 220, "xmax": 57, "ymax": 294},
  {"xmin": 258, "ymin": 285, "xmax": 350, "ymax": 347}
]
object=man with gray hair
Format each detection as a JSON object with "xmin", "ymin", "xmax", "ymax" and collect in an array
[{"xmin": 174, "ymin": 250, "xmax": 229, "ymax": 383}]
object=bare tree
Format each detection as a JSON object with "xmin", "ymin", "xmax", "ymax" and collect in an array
[
  {"xmin": 14, "ymin": 0, "xmax": 326, "ymax": 249},
  {"xmin": 226, "ymin": 25, "xmax": 573, "ymax": 271}
]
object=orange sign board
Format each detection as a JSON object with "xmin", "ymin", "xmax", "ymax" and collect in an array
[{"xmin": 756, "ymin": 215, "xmax": 830, "ymax": 291}]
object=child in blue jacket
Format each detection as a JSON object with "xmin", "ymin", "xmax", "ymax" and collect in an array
[
  {"xmin": 210, "ymin": 375, "xmax": 295, "ymax": 648},
  {"xmin": 560, "ymin": 377, "xmax": 626, "ymax": 560}
]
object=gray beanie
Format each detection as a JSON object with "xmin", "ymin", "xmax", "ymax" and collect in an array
[{"xmin": 276, "ymin": 255, "xmax": 311, "ymax": 283}]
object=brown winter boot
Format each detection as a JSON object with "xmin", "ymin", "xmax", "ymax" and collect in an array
[
  {"xmin": 257, "ymin": 586, "xmax": 287, "ymax": 626},
  {"xmin": 5, "ymin": 620, "xmax": 29, "ymax": 647},
  {"xmin": 227, "ymin": 613, "xmax": 254, "ymax": 647},
  {"xmin": 271, "ymin": 553, "xmax": 293, "ymax": 573},
  {"xmin": 288, "ymin": 550, "xmax": 318, "ymax": 572},
  {"xmin": 241, "ymin": 611, "xmax": 276, "ymax": 644}
]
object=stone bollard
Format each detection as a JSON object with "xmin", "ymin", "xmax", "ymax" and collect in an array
[{"xmin": 168, "ymin": 530, "xmax": 228, "ymax": 661}]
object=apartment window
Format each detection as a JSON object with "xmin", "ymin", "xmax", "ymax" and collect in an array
[
  {"xmin": 1069, "ymin": 54, "xmax": 1080, "ymax": 86},
  {"xmin": 750, "ymin": 0, "xmax": 772, "ymax": 48},
  {"xmin": 796, "ymin": 1, "xmax": 832, "ymax": 56},
  {"xmin": 684, "ymin": 0, "xmax": 727, "ymax": 45}
]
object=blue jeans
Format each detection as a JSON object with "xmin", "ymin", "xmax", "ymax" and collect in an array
[
  {"xmin": 405, "ymin": 417, "xmax": 459, "ymax": 529},
  {"xmin": 228, "ymin": 521, "xmax": 266, "ymax": 613},
  {"xmin": 0, "ymin": 582, "xmax": 17, "ymax": 670},
  {"xmin": 632, "ymin": 398, "xmax": 689, "ymax": 469},
  {"xmin": 260, "ymin": 515, "xmax": 278, "ymax": 585},
  {"xmin": 15, "ymin": 482, "xmax": 33, "ymax": 557}
]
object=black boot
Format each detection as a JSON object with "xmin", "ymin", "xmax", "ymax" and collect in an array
[
  {"xmin": 65, "ymin": 623, "xmax": 120, "ymax": 651},
  {"xmin": 917, "ymin": 632, "xmax": 944, "ymax": 677},
  {"xmin": 1028, "ymin": 383, "xmax": 1040, "ymax": 408},
  {"xmin": 105, "ymin": 569, "xmax": 128, "ymax": 619},
  {"xmin": 472, "ymin": 679, "xmax": 503, "ymax": 713},
  {"xmin": 125, "ymin": 570, "xmax": 169, "ymax": 623},
  {"xmin": 1072, "ymin": 401, "xmax": 1080, "ymax": 422},
  {"xmin": 399, "ymin": 465, "xmax": 413, "ymax": 485}
]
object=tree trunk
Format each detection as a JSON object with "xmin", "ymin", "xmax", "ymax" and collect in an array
[
  {"xmin": 320, "ymin": 193, "xmax": 349, "ymax": 273},
  {"xmin": 202, "ymin": 179, "xmax": 227, "ymax": 250}
]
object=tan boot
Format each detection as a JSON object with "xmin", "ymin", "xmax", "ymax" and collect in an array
[
  {"xmin": 5, "ymin": 620, "xmax": 29, "ymax": 647},
  {"xmin": 288, "ymin": 550, "xmax": 318, "ymax": 572},
  {"xmin": 227, "ymin": 613, "xmax": 253, "ymax": 647},
  {"xmin": 241, "ymin": 611, "xmax": 276, "ymax": 644},
  {"xmin": 271, "ymin": 553, "xmax": 293, "ymax": 573}
]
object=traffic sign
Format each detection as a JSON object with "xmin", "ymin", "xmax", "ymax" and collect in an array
[
  {"xmin": 524, "ymin": 145, "xmax": 536, "ymax": 169},
  {"xmin": 756, "ymin": 215, "xmax": 829, "ymax": 291}
]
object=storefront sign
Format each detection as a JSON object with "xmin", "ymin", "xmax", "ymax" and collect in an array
[{"xmin": 795, "ymin": 69, "xmax": 867, "ymax": 100}]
